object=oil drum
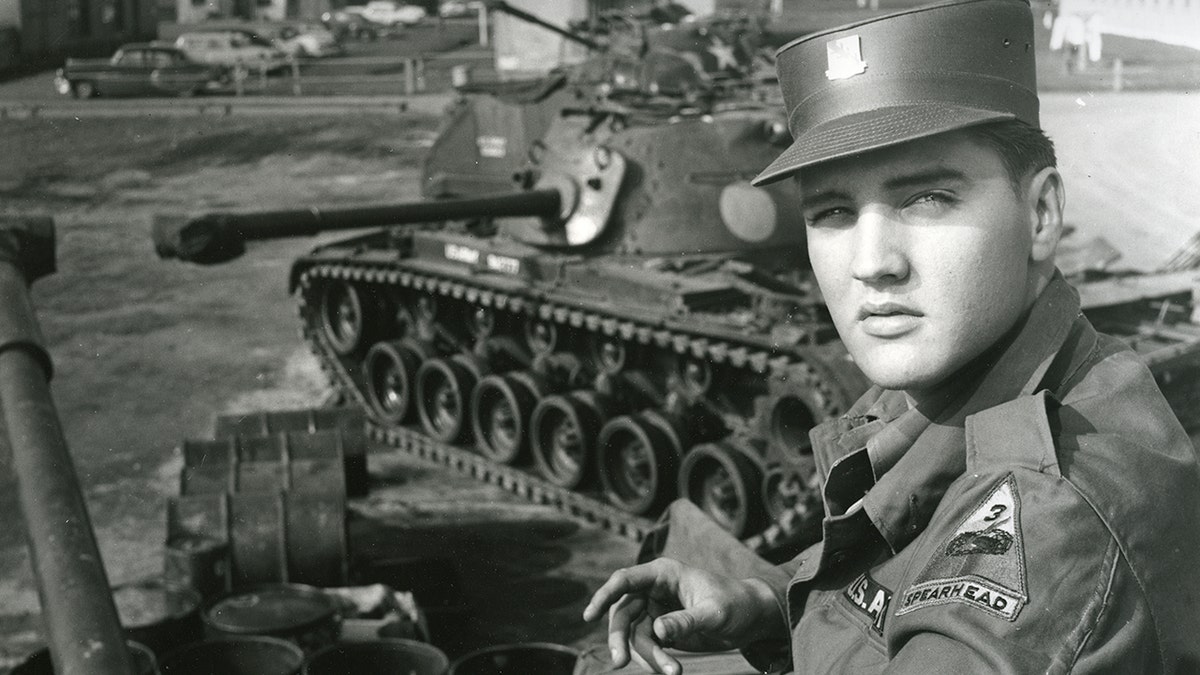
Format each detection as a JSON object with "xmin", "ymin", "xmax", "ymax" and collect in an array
[
  {"xmin": 12, "ymin": 641, "xmax": 157, "ymax": 675},
  {"xmin": 180, "ymin": 429, "xmax": 349, "ymax": 497},
  {"xmin": 166, "ymin": 491, "xmax": 347, "ymax": 587},
  {"xmin": 163, "ymin": 534, "xmax": 230, "ymax": 598},
  {"xmin": 305, "ymin": 639, "xmax": 450, "ymax": 675},
  {"xmin": 449, "ymin": 643, "xmax": 579, "ymax": 675},
  {"xmin": 202, "ymin": 583, "xmax": 339, "ymax": 654},
  {"xmin": 212, "ymin": 407, "xmax": 367, "ymax": 496},
  {"xmin": 112, "ymin": 577, "xmax": 203, "ymax": 659},
  {"xmin": 158, "ymin": 636, "xmax": 305, "ymax": 675}
]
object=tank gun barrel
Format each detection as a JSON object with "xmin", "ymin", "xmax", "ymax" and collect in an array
[
  {"xmin": 153, "ymin": 188, "xmax": 564, "ymax": 265},
  {"xmin": 0, "ymin": 216, "xmax": 136, "ymax": 675},
  {"xmin": 488, "ymin": 1, "xmax": 605, "ymax": 51}
]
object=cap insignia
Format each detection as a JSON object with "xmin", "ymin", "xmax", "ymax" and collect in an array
[{"xmin": 825, "ymin": 35, "xmax": 867, "ymax": 81}]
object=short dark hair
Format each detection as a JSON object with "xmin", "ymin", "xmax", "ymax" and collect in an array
[{"xmin": 961, "ymin": 119, "xmax": 1057, "ymax": 189}]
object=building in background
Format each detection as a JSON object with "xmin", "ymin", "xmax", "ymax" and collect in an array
[
  {"xmin": 0, "ymin": 0, "xmax": 158, "ymax": 62},
  {"xmin": 165, "ymin": 0, "xmax": 334, "ymax": 23}
]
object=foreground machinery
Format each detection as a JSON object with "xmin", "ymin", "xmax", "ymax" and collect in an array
[{"xmin": 0, "ymin": 217, "xmax": 134, "ymax": 674}]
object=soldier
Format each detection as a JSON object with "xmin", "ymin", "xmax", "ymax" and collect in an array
[{"xmin": 582, "ymin": 0, "xmax": 1200, "ymax": 672}]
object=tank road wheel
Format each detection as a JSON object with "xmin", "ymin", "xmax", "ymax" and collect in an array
[
  {"xmin": 320, "ymin": 281, "xmax": 370, "ymax": 356},
  {"xmin": 525, "ymin": 319, "xmax": 558, "ymax": 355},
  {"xmin": 592, "ymin": 336, "xmax": 628, "ymax": 375},
  {"xmin": 755, "ymin": 368, "xmax": 829, "ymax": 475},
  {"xmin": 416, "ymin": 357, "xmax": 478, "ymax": 444},
  {"xmin": 531, "ymin": 391, "xmax": 607, "ymax": 489},
  {"xmin": 679, "ymin": 442, "xmax": 767, "ymax": 538},
  {"xmin": 363, "ymin": 340, "xmax": 427, "ymax": 425},
  {"xmin": 762, "ymin": 465, "xmax": 811, "ymax": 522},
  {"xmin": 471, "ymin": 372, "xmax": 543, "ymax": 465},
  {"xmin": 597, "ymin": 411, "xmax": 681, "ymax": 516}
]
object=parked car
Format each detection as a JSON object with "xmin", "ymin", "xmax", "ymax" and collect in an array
[
  {"xmin": 320, "ymin": 9, "xmax": 380, "ymax": 41},
  {"xmin": 174, "ymin": 30, "xmax": 290, "ymax": 73},
  {"xmin": 273, "ymin": 23, "xmax": 344, "ymax": 58},
  {"xmin": 54, "ymin": 43, "xmax": 223, "ymax": 99},
  {"xmin": 354, "ymin": 1, "xmax": 427, "ymax": 27}
]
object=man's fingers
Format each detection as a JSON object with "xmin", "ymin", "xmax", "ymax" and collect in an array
[
  {"xmin": 606, "ymin": 593, "xmax": 646, "ymax": 667},
  {"xmin": 653, "ymin": 602, "xmax": 722, "ymax": 646},
  {"xmin": 583, "ymin": 561, "xmax": 672, "ymax": 622},
  {"xmin": 653, "ymin": 608, "xmax": 695, "ymax": 646},
  {"xmin": 630, "ymin": 614, "xmax": 682, "ymax": 675}
]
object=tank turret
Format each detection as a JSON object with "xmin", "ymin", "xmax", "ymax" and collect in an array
[{"xmin": 421, "ymin": 1, "xmax": 778, "ymax": 199}]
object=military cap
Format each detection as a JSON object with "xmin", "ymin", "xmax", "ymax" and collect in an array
[{"xmin": 753, "ymin": 0, "xmax": 1038, "ymax": 186}]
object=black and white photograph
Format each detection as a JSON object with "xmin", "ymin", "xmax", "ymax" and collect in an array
[{"xmin": 0, "ymin": 0, "xmax": 1198, "ymax": 672}]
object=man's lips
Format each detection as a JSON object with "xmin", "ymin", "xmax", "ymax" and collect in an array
[{"xmin": 857, "ymin": 301, "xmax": 923, "ymax": 338}]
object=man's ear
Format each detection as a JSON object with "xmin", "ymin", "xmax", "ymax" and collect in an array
[{"xmin": 1027, "ymin": 167, "xmax": 1065, "ymax": 263}]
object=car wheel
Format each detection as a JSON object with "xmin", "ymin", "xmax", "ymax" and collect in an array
[{"xmin": 71, "ymin": 80, "xmax": 97, "ymax": 99}]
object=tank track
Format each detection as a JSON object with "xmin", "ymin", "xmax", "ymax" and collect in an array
[{"xmin": 295, "ymin": 259, "xmax": 849, "ymax": 558}]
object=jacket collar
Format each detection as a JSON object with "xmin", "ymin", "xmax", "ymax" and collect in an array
[{"xmin": 811, "ymin": 272, "xmax": 1085, "ymax": 553}]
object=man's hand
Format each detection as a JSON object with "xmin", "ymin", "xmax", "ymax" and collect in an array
[{"xmin": 581, "ymin": 557, "xmax": 786, "ymax": 675}]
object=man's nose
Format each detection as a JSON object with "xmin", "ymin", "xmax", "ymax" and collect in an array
[{"xmin": 850, "ymin": 211, "xmax": 909, "ymax": 284}]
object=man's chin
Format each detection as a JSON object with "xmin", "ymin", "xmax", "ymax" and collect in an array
[{"xmin": 852, "ymin": 350, "xmax": 947, "ymax": 394}]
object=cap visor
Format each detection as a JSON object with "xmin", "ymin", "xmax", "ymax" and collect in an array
[{"xmin": 752, "ymin": 104, "xmax": 1015, "ymax": 186}]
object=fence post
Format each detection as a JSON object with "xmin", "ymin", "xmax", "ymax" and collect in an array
[
  {"xmin": 1112, "ymin": 57, "xmax": 1124, "ymax": 91},
  {"xmin": 404, "ymin": 57, "xmax": 415, "ymax": 95},
  {"xmin": 234, "ymin": 64, "xmax": 245, "ymax": 96},
  {"xmin": 478, "ymin": 3, "xmax": 489, "ymax": 46},
  {"xmin": 291, "ymin": 57, "xmax": 302, "ymax": 96}
]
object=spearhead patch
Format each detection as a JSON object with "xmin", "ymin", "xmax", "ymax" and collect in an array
[{"xmin": 896, "ymin": 474, "xmax": 1028, "ymax": 621}]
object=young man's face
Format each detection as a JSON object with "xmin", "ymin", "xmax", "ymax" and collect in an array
[{"xmin": 799, "ymin": 130, "xmax": 1042, "ymax": 397}]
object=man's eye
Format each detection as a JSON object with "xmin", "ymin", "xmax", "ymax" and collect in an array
[
  {"xmin": 905, "ymin": 191, "xmax": 956, "ymax": 209},
  {"xmin": 805, "ymin": 206, "xmax": 852, "ymax": 226}
]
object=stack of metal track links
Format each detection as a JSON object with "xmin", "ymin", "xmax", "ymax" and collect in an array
[{"xmin": 163, "ymin": 407, "xmax": 364, "ymax": 596}]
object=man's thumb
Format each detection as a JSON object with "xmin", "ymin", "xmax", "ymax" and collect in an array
[{"xmin": 654, "ymin": 606, "xmax": 717, "ymax": 645}]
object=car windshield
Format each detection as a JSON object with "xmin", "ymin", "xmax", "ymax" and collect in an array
[{"xmin": 115, "ymin": 50, "xmax": 145, "ymax": 66}]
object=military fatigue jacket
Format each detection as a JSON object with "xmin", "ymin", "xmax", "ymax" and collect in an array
[{"xmin": 754, "ymin": 274, "xmax": 1200, "ymax": 673}]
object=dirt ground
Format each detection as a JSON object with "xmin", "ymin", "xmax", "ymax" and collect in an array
[{"xmin": 0, "ymin": 88, "xmax": 1198, "ymax": 670}]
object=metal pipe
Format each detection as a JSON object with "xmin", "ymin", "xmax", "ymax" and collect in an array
[{"xmin": 0, "ymin": 218, "xmax": 134, "ymax": 675}]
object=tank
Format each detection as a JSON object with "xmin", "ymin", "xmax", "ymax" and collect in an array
[
  {"xmin": 153, "ymin": 83, "xmax": 868, "ymax": 553},
  {"xmin": 150, "ymin": 3, "xmax": 863, "ymax": 557}
]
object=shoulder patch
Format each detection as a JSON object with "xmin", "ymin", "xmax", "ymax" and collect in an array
[
  {"xmin": 896, "ymin": 474, "xmax": 1028, "ymax": 621},
  {"xmin": 842, "ymin": 571, "xmax": 892, "ymax": 635}
]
